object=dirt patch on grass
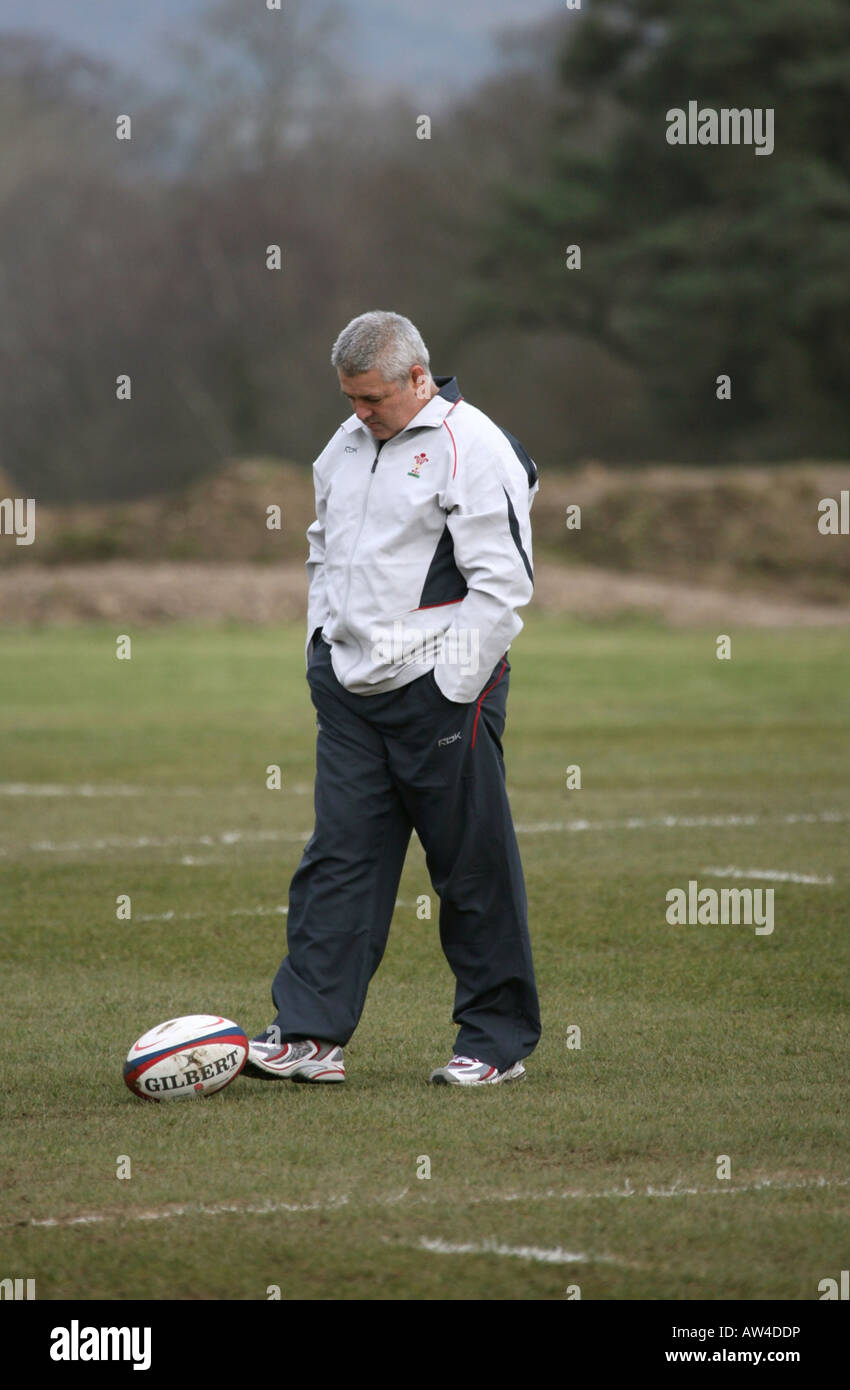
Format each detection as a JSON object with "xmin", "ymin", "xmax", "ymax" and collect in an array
[
  {"xmin": 532, "ymin": 564, "xmax": 850, "ymax": 628},
  {"xmin": 2, "ymin": 457, "xmax": 848, "ymax": 625},
  {"xmin": 1, "ymin": 560, "xmax": 847, "ymax": 628},
  {"xmin": 533, "ymin": 461, "xmax": 850, "ymax": 605}
]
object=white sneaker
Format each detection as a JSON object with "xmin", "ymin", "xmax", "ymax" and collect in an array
[
  {"xmin": 245, "ymin": 1037, "xmax": 345, "ymax": 1083},
  {"xmin": 429, "ymin": 1055, "xmax": 527, "ymax": 1086}
]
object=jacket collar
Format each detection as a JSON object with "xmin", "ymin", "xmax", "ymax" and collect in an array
[
  {"xmin": 433, "ymin": 375, "xmax": 462, "ymax": 403},
  {"xmin": 341, "ymin": 376, "xmax": 462, "ymax": 437}
]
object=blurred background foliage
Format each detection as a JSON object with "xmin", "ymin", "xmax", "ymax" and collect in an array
[{"xmin": 0, "ymin": 0, "xmax": 847, "ymax": 501}]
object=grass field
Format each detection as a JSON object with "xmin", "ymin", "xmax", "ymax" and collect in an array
[{"xmin": 1, "ymin": 614, "xmax": 848, "ymax": 1301}]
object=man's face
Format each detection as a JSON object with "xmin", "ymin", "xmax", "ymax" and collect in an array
[{"xmin": 338, "ymin": 366, "xmax": 432, "ymax": 441}]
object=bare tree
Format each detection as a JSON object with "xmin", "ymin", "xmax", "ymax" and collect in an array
[{"xmin": 168, "ymin": 0, "xmax": 348, "ymax": 175}]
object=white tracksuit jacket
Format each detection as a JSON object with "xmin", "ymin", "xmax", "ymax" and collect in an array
[{"xmin": 304, "ymin": 376, "xmax": 538, "ymax": 704}]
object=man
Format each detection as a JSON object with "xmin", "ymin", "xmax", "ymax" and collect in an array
[{"xmin": 246, "ymin": 310, "xmax": 541, "ymax": 1086}]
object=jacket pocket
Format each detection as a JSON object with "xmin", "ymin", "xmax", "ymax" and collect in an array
[{"xmin": 422, "ymin": 667, "xmax": 468, "ymax": 707}]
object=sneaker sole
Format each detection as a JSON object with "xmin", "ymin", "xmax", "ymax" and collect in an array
[
  {"xmin": 429, "ymin": 1068, "xmax": 526, "ymax": 1087},
  {"xmin": 242, "ymin": 1059, "xmax": 345, "ymax": 1083},
  {"xmin": 292, "ymin": 1071, "xmax": 345, "ymax": 1083}
]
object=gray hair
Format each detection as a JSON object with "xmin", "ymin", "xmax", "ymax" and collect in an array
[{"xmin": 331, "ymin": 310, "xmax": 430, "ymax": 384}]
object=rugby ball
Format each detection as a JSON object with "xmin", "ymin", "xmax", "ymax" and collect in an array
[{"xmin": 123, "ymin": 1014, "xmax": 248, "ymax": 1102}]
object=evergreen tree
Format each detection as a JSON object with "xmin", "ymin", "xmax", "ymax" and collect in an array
[{"xmin": 473, "ymin": 0, "xmax": 850, "ymax": 459}]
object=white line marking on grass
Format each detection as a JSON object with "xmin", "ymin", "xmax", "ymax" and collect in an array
[
  {"xmin": 514, "ymin": 811, "xmax": 850, "ymax": 834},
  {"xmin": 14, "ymin": 1175, "xmax": 847, "ymax": 1234},
  {"xmin": 414, "ymin": 1237, "xmax": 614, "ymax": 1265},
  {"xmin": 516, "ymin": 814, "xmax": 755, "ymax": 833},
  {"xmin": 0, "ymin": 782, "xmax": 311, "ymax": 798},
  {"xmin": 29, "ymin": 1195, "xmax": 352, "ymax": 1228},
  {"xmin": 17, "ymin": 829, "xmax": 312, "ymax": 854},
  {"xmin": 495, "ymin": 1176, "xmax": 850, "ymax": 1201},
  {"xmin": 135, "ymin": 904, "xmax": 288, "ymax": 923},
  {"xmin": 701, "ymin": 865, "xmax": 835, "ymax": 885},
  {"xmin": 134, "ymin": 901, "xmax": 418, "ymax": 922},
  {"xmin": 6, "ymin": 809, "xmax": 848, "ymax": 858},
  {"xmin": 0, "ymin": 783, "xmax": 215, "ymax": 799}
]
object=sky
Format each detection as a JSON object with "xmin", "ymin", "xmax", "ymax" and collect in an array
[{"xmin": 0, "ymin": 0, "xmax": 561, "ymax": 101}]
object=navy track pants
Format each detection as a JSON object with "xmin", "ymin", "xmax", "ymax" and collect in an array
[{"xmin": 268, "ymin": 635, "xmax": 541, "ymax": 1072}]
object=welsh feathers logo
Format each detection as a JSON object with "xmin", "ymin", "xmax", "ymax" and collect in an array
[{"xmin": 408, "ymin": 452, "xmax": 429, "ymax": 478}]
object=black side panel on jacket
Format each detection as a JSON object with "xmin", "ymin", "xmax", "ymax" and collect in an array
[
  {"xmin": 416, "ymin": 523, "xmax": 469, "ymax": 609},
  {"xmin": 499, "ymin": 426, "xmax": 538, "ymax": 490}
]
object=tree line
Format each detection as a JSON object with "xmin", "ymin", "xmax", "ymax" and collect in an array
[{"xmin": 0, "ymin": 0, "xmax": 846, "ymax": 501}]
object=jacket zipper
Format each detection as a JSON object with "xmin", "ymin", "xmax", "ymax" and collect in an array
[{"xmin": 342, "ymin": 445, "xmax": 381, "ymax": 620}]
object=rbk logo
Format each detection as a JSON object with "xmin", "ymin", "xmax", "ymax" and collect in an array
[{"xmin": 408, "ymin": 452, "xmax": 429, "ymax": 477}]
